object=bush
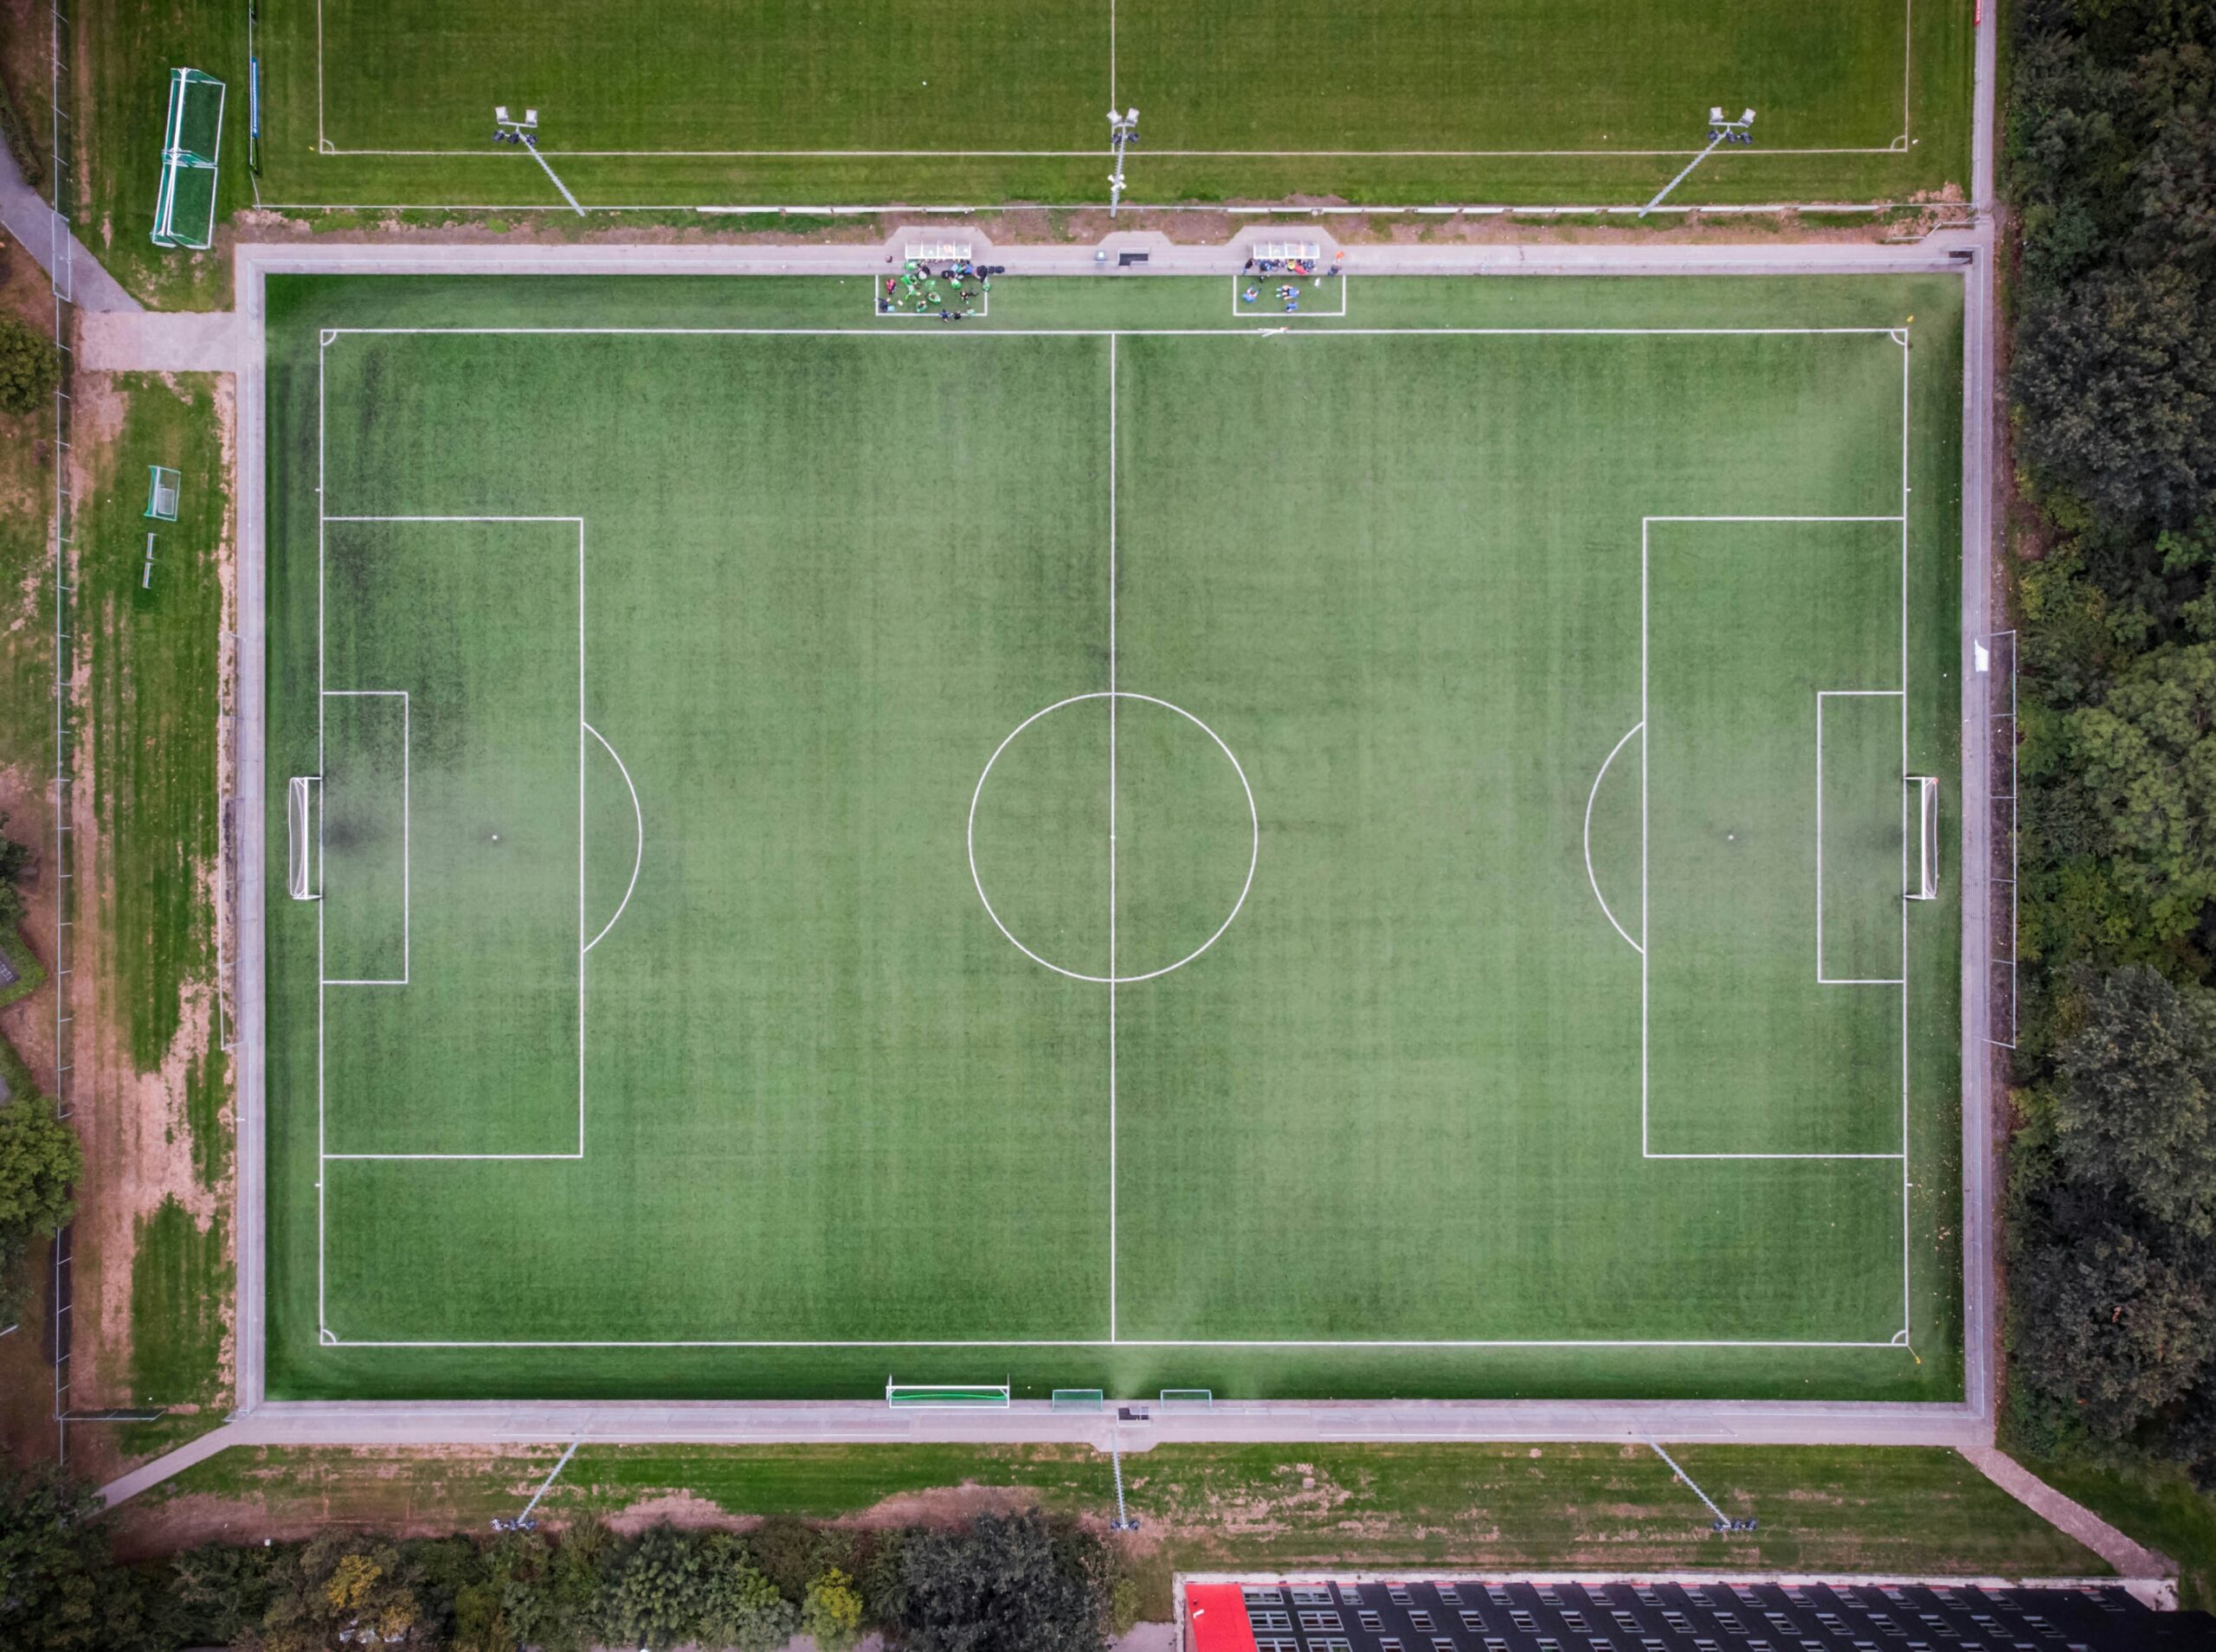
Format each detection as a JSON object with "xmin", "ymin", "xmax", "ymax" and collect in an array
[{"xmin": 0, "ymin": 315, "xmax": 59, "ymax": 418}]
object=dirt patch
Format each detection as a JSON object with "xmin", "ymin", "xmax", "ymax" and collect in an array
[
  {"xmin": 603, "ymin": 1491, "xmax": 755, "ymax": 1536},
  {"xmin": 846, "ymin": 1482, "xmax": 1063, "ymax": 1530}
]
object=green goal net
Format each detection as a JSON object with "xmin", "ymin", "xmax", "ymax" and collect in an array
[
  {"xmin": 885, "ymin": 1381, "xmax": 1010, "ymax": 1409},
  {"xmin": 151, "ymin": 68, "xmax": 225, "ymax": 249}
]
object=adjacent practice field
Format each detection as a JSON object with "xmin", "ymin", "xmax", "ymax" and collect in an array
[
  {"xmin": 262, "ymin": 273, "xmax": 1965, "ymax": 1402},
  {"xmin": 242, "ymin": 0, "xmax": 1971, "ymax": 207}
]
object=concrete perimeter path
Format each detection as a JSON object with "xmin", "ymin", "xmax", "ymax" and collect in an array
[{"xmin": 0, "ymin": 142, "xmax": 138, "ymax": 313}]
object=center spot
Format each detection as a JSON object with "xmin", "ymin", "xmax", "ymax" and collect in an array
[{"xmin": 968, "ymin": 691, "xmax": 1258, "ymax": 983}]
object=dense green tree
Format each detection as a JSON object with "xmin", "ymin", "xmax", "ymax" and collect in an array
[
  {"xmin": 0, "ymin": 315, "xmax": 58, "ymax": 417},
  {"xmin": 0, "ymin": 1467, "xmax": 111, "ymax": 1652},
  {"xmin": 898, "ymin": 1512, "xmax": 1106, "ymax": 1652},
  {"xmin": 596, "ymin": 1523, "xmax": 709, "ymax": 1651},
  {"xmin": 0, "ymin": 1091, "xmax": 81, "ymax": 1321},
  {"xmin": 742, "ymin": 1513, "xmax": 821, "ymax": 1602},
  {"xmin": 802, "ymin": 1565, "xmax": 865, "ymax": 1651},
  {"xmin": 695, "ymin": 1533, "xmax": 796, "ymax": 1652},
  {"xmin": 255, "ymin": 1532, "xmax": 435, "ymax": 1651},
  {"xmin": 2063, "ymin": 642, "xmax": 2216, "ymax": 935},
  {"xmin": 171, "ymin": 1541, "xmax": 280, "ymax": 1645},
  {"xmin": 500, "ymin": 1522, "xmax": 608, "ymax": 1652},
  {"xmin": 2053, "ymin": 965, "xmax": 2216, "ymax": 1233},
  {"xmin": 2011, "ymin": 1185, "xmax": 2216, "ymax": 1437},
  {"xmin": 2014, "ymin": 264, "xmax": 2216, "ymax": 530}
]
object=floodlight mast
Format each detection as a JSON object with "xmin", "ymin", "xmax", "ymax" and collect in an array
[
  {"xmin": 1639, "ymin": 106, "xmax": 1755, "ymax": 218},
  {"xmin": 493, "ymin": 106, "xmax": 588, "ymax": 216},
  {"xmin": 1107, "ymin": 107, "xmax": 1140, "ymax": 217}
]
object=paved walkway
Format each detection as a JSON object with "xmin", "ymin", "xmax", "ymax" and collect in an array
[
  {"xmin": 1962, "ymin": 1448, "xmax": 2176, "ymax": 1597},
  {"xmin": 78, "ymin": 308, "xmax": 248, "ymax": 371},
  {"xmin": 0, "ymin": 141, "xmax": 139, "ymax": 312}
]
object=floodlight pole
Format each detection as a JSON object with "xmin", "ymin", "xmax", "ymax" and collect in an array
[
  {"xmin": 1639, "ymin": 107, "xmax": 1754, "ymax": 218},
  {"xmin": 1106, "ymin": 108, "xmax": 1139, "ymax": 217},
  {"xmin": 494, "ymin": 108, "xmax": 587, "ymax": 216},
  {"xmin": 493, "ymin": 1437, "xmax": 580, "ymax": 1532}
]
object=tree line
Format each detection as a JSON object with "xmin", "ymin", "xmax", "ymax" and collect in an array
[
  {"xmin": 2002, "ymin": 0, "xmax": 2216, "ymax": 1475},
  {"xmin": 0, "ymin": 1464, "xmax": 1141, "ymax": 1651}
]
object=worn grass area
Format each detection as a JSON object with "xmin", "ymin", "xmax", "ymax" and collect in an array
[
  {"xmin": 126, "ymin": 1442, "xmax": 2107, "ymax": 1613},
  {"xmin": 267, "ymin": 273, "xmax": 1962, "ymax": 1405},
  {"xmin": 184, "ymin": 1035, "xmax": 228, "ymax": 1191},
  {"xmin": 73, "ymin": 0, "xmax": 246, "ymax": 309},
  {"xmin": 229, "ymin": 0, "xmax": 1963, "ymax": 210},
  {"xmin": 125, "ymin": 1195, "xmax": 227, "ymax": 1406},
  {"xmin": 81, "ymin": 372, "xmax": 226, "ymax": 1074},
  {"xmin": 2012, "ymin": 1450, "xmax": 2216, "ymax": 1611}
]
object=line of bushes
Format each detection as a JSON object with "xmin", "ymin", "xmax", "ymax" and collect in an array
[
  {"xmin": 0, "ymin": 1464, "xmax": 1141, "ymax": 1652},
  {"xmin": 2000, "ymin": 0, "xmax": 2216, "ymax": 1476}
]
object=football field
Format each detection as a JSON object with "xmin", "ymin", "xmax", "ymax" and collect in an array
[
  {"xmin": 262, "ymin": 273, "xmax": 1964, "ymax": 1402},
  {"xmin": 241, "ymin": 0, "xmax": 1971, "ymax": 207}
]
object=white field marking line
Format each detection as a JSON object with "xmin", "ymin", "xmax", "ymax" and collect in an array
[
  {"xmin": 1815, "ymin": 689, "xmax": 1908, "ymax": 986},
  {"xmin": 323, "ymin": 326, "xmax": 1904, "ymax": 338},
  {"xmin": 1639, "ymin": 511, "xmax": 1910, "ymax": 1168},
  {"xmin": 1899, "ymin": 331, "xmax": 1913, "ymax": 1340},
  {"xmin": 1107, "ymin": 333, "xmax": 1118, "ymax": 1344},
  {"xmin": 1583, "ymin": 722, "xmax": 1645, "ymax": 955},
  {"xmin": 314, "ymin": 145, "xmax": 1912, "ymax": 158},
  {"xmin": 582, "ymin": 722, "xmax": 643, "ymax": 954},
  {"xmin": 305, "ymin": 327, "xmax": 1919, "ymax": 1353},
  {"xmin": 325, "ymin": 1335, "xmax": 1912, "ymax": 1349},
  {"xmin": 318, "ymin": 689, "xmax": 409, "ymax": 985},
  {"xmin": 1648, "ymin": 1438, "xmax": 1733, "ymax": 1527},
  {"xmin": 316, "ymin": 517, "xmax": 586, "ymax": 1308},
  {"xmin": 1230, "ymin": 273, "xmax": 1350, "ymax": 320},
  {"xmin": 968, "ymin": 691, "xmax": 1259, "ymax": 986}
]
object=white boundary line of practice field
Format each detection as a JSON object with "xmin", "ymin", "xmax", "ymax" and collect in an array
[
  {"xmin": 1817, "ymin": 690, "xmax": 1909, "ymax": 986},
  {"xmin": 309, "ymin": 0, "xmax": 1915, "ymax": 160},
  {"xmin": 308, "ymin": 320, "xmax": 1923, "ymax": 1353},
  {"xmin": 1107, "ymin": 334, "xmax": 1118, "ymax": 1344},
  {"xmin": 316, "ymin": 689, "xmax": 409, "ymax": 984}
]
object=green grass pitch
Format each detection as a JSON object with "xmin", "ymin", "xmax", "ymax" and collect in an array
[
  {"xmin": 262, "ymin": 273, "xmax": 1963, "ymax": 1402},
  {"xmin": 240, "ymin": 0, "xmax": 1969, "ymax": 207}
]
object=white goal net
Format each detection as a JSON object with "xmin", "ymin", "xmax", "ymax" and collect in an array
[{"xmin": 287, "ymin": 775, "xmax": 319, "ymax": 901}]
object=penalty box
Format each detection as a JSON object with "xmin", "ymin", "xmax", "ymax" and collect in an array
[{"xmin": 316, "ymin": 516, "xmax": 588, "ymax": 1161}]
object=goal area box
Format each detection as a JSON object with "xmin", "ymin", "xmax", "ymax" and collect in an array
[{"xmin": 151, "ymin": 68, "xmax": 225, "ymax": 249}]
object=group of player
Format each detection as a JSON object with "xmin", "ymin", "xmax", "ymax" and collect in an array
[{"xmin": 880, "ymin": 258, "xmax": 1002, "ymax": 319}]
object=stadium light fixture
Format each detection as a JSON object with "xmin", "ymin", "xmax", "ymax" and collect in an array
[
  {"xmin": 1639, "ymin": 106, "xmax": 1755, "ymax": 218},
  {"xmin": 493, "ymin": 105, "xmax": 588, "ymax": 216},
  {"xmin": 1107, "ymin": 107, "xmax": 1141, "ymax": 217}
]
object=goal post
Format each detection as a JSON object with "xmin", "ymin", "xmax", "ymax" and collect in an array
[
  {"xmin": 1908, "ymin": 775, "xmax": 1939, "ymax": 900},
  {"xmin": 886, "ymin": 1380, "xmax": 1010, "ymax": 1409},
  {"xmin": 287, "ymin": 776, "xmax": 320, "ymax": 902},
  {"xmin": 151, "ymin": 67, "xmax": 225, "ymax": 250},
  {"xmin": 145, "ymin": 466, "xmax": 181, "ymax": 521}
]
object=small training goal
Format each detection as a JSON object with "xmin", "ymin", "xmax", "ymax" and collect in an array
[
  {"xmin": 287, "ymin": 775, "xmax": 319, "ymax": 901},
  {"xmin": 1907, "ymin": 775, "xmax": 1938, "ymax": 900}
]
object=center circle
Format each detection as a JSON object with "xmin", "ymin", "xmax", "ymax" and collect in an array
[{"xmin": 968, "ymin": 691, "xmax": 1259, "ymax": 983}]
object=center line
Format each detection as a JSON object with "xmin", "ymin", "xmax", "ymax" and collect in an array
[{"xmin": 1108, "ymin": 331, "xmax": 1118, "ymax": 1343}]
